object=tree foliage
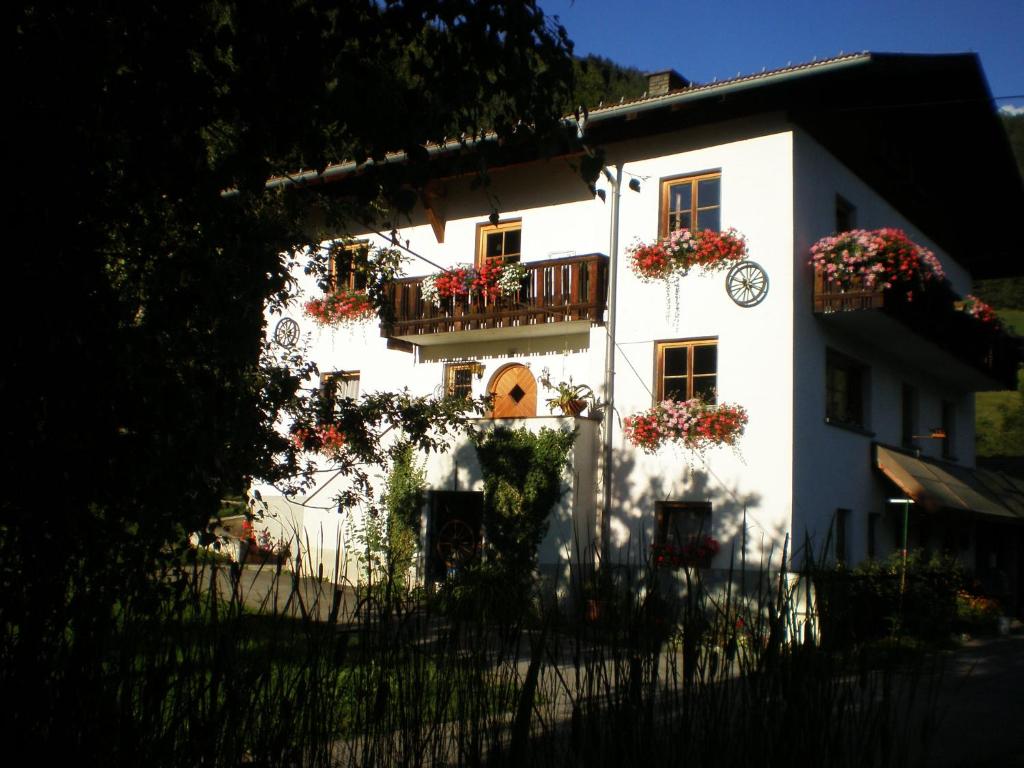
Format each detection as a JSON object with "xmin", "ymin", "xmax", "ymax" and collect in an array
[
  {"xmin": 9, "ymin": 0, "xmax": 577, "ymax": 553},
  {"xmin": 571, "ymin": 54, "xmax": 648, "ymax": 111},
  {"xmin": 6, "ymin": 0, "xmax": 581, "ymax": 746}
]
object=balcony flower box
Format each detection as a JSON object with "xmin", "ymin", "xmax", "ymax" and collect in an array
[
  {"xmin": 651, "ymin": 537, "xmax": 721, "ymax": 569},
  {"xmin": 809, "ymin": 228, "xmax": 945, "ymax": 301},
  {"xmin": 420, "ymin": 260, "xmax": 527, "ymax": 307},
  {"xmin": 304, "ymin": 288, "xmax": 376, "ymax": 327},
  {"xmin": 291, "ymin": 423, "xmax": 346, "ymax": 455},
  {"xmin": 624, "ymin": 398, "xmax": 748, "ymax": 454},
  {"xmin": 628, "ymin": 228, "xmax": 748, "ymax": 281}
]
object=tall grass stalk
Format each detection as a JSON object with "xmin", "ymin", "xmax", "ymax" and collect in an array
[{"xmin": 6, "ymin": 532, "xmax": 942, "ymax": 767}]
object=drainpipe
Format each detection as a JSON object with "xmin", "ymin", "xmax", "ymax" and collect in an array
[{"xmin": 600, "ymin": 165, "xmax": 623, "ymax": 563}]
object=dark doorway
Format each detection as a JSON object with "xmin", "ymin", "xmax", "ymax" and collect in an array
[{"xmin": 428, "ymin": 491, "xmax": 483, "ymax": 582}]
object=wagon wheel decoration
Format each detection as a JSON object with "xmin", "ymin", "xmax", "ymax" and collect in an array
[
  {"xmin": 272, "ymin": 317, "xmax": 300, "ymax": 348},
  {"xmin": 725, "ymin": 261, "xmax": 769, "ymax": 307},
  {"xmin": 435, "ymin": 519, "xmax": 479, "ymax": 570}
]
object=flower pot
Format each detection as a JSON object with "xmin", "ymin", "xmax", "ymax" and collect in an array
[{"xmin": 560, "ymin": 399, "xmax": 587, "ymax": 417}]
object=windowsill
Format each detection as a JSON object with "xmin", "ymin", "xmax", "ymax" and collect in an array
[{"xmin": 823, "ymin": 418, "xmax": 875, "ymax": 437}]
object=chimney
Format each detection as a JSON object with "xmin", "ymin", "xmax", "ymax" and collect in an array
[{"xmin": 646, "ymin": 69, "xmax": 690, "ymax": 97}]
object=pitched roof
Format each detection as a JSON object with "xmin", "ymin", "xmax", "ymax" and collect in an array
[{"xmin": 276, "ymin": 52, "xmax": 1023, "ymax": 278}]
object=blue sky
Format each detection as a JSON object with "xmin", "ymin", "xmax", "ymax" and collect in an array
[{"xmin": 540, "ymin": 0, "xmax": 1024, "ymax": 112}]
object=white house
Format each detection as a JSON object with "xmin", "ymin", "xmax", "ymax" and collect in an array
[{"xmin": 254, "ymin": 53, "xmax": 1024, "ymax": 613}]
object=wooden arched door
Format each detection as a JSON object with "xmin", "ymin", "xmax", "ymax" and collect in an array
[{"xmin": 489, "ymin": 364, "xmax": 537, "ymax": 418}]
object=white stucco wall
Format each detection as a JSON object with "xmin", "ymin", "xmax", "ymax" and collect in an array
[
  {"xmin": 598, "ymin": 120, "xmax": 796, "ymax": 568},
  {"xmin": 259, "ymin": 114, "xmax": 989, "ymax": 581}
]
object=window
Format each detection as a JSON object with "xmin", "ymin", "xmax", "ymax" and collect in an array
[
  {"xmin": 825, "ymin": 349, "xmax": 867, "ymax": 429},
  {"xmin": 655, "ymin": 338, "xmax": 717, "ymax": 403},
  {"xmin": 329, "ymin": 242, "xmax": 369, "ymax": 292},
  {"xmin": 655, "ymin": 501, "xmax": 712, "ymax": 546},
  {"xmin": 835, "ymin": 195, "xmax": 856, "ymax": 232},
  {"xmin": 834, "ymin": 508, "xmax": 850, "ymax": 566},
  {"xmin": 901, "ymin": 384, "xmax": 918, "ymax": 448},
  {"xmin": 319, "ymin": 370, "xmax": 359, "ymax": 422},
  {"xmin": 660, "ymin": 171, "xmax": 721, "ymax": 237},
  {"xmin": 476, "ymin": 220, "xmax": 521, "ymax": 267},
  {"xmin": 867, "ymin": 512, "xmax": 880, "ymax": 559},
  {"xmin": 444, "ymin": 362, "xmax": 477, "ymax": 400},
  {"xmin": 941, "ymin": 401, "xmax": 955, "ymax": 458}
]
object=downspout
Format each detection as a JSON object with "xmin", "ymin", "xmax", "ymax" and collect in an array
[{"xmin": 600, "ymin": 164, "xmax": 623, "ymax": 563}]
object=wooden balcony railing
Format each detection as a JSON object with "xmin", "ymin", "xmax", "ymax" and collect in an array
[
  {"xmin": 382, "ymin": 254, "xmax": 608, "ymax": 342},
  {"xmin": 812, "ymin": 267, "xmax": 1021, "ymax": 389},
  {"xmin": 812, "ymin": 270, "xmax": 885, "ymax": 313}
]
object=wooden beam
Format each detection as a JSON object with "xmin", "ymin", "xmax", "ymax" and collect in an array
[{"xmin": 421, "ymin": 181, "xmax": 447, "ymax": 243}]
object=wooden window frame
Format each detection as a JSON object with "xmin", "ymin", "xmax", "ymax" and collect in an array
[
  {"xmin": 835, "ymin": 195, "xmax": 857, "ymax": 233},
  {"xmin": 825, "ymin": 348, "xmax": 868, "ymax": 430},
  {"xmin": 475, "ymin": 219, "xmax": 522, "ymax": 267},
  {"xmin": 658, "ymin": 170, "xmax": 721, "ymax": 239},
  {"xmin": 329, "ymin": 241, "xmax": 369, "ymax": 292},
  {"xmin": 319, "ymin": 370, "xmax": 360, "ymax": 422},
  {"xmin": 654, "ymin": 337, "xmax": 718, "ymax": 404},
  {"xmin": 444, "ymin": 362, "xmax": 477, "ymax": 400},
  {"xmin": 654, "ymin": 501, "xmax": 712, "ymax": 546}
]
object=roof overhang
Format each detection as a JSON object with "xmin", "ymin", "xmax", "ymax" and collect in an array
[
  {"xmin": 874, "ymin": 444, "xmax": 1024, "ymax": 522},
  {"xmin": 273, "ymin": 53, "xmax": 1023, "ymax": 278},
  {"xmin": 582, "ymin": 53, "xmax": 1023, "ymax": 278}
]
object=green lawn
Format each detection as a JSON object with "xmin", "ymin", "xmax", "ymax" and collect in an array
[
  {"xmin": 975, "ymin": 306, "xmax": 1023, "ymax": 462},
  {"xmin": 996, "ymin": 308, "xmax": 1024, "ymax": 334}
]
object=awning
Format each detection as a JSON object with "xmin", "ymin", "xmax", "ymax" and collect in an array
[{"xmin": 874, "ymin": 444, "xmax": 1024, "ymax": 522}]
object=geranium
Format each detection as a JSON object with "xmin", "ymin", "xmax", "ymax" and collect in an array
[
  {"xmin": 304, "ymin": 289, "xmax": 376, "ymax": 327},
  {"xmin": 420, "ymin": 260, "xmax": 528, "ymax": 306},
  {"xmin": 628, "ymin": 228, "xmax": 748, "ymax": 281},
  {"xmin": 809, "ymin": 228, "xmax": 945, "ymax": 299},
  {"xmin": 624, "ymin": 398, "xmax": 748, "ymax": 453},
  {"xmin": 651, "ymin": 536, "xmax": 720, "ymax": 568},
  {"xmin": 473, "ymin": 260, "xmax": 504, "ymax": 302},
  {"xmin": 434, "ymin": 264, "xmax": 476, "ymax": 299},
  {"xmin": 961, "ymin": 294, "xmax": 1002, "ymax": 328},
  {"xmin": 291, "ymin": 423, "xmax": 346, "ymax": 455},
  {"xmin": 242, "ymin": 520, "xmax": 288, "ymax": 558}
]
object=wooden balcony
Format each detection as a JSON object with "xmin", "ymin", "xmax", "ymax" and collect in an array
[
  {"xmin": 812, "ymin": 269, "xmax": 1021, "ymax": 391},
  {"xmin": 382, "ymin": 254, "xmax": 608, "ymax": 347}
]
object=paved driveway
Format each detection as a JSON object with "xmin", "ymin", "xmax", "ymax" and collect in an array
[{"xmin": 920, "ymin": 634, "xmax": 1024, "ymax": 767}]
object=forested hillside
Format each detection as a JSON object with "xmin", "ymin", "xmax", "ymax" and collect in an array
[{"xmin": 972, "ymin": 115, "xmax": 1024, "ymax": 473}]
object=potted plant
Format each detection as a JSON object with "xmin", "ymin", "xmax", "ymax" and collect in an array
[{"xmin": 539, "ymin": 369, "xmax": 596, "ymax": 416}]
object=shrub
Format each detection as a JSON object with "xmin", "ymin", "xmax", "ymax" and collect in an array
[{"xmin": 815, "ymin": 551, "xmax": 964, "ymax": 648}]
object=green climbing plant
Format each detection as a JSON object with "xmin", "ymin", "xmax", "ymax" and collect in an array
[{"xmin": 473, "ymin": 426, "xmax": 576, "ymax": 573}]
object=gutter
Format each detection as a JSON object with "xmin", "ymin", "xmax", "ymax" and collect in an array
[{"xmin": 599, "ymin": 165, "xmax": 623, "ymax": 563}]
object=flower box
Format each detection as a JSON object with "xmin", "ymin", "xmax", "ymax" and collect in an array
[
  {"xmin": 808, "ymin": 228, "xmax": 945, "ymax": 301},
  {"xmin": 624, "ymin": 398, "xmax": 748, "ymax": 453},
  {"xmin": 628, "ymin": 228, "xmax": 748, "ymax": 281},
  {"xmin": 651, "ymin": 537, "xmax": 720, "ymax": 569},
  {"xmin": 304, "ymin": 289, "xmax": 376, "ymax": 327}
]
